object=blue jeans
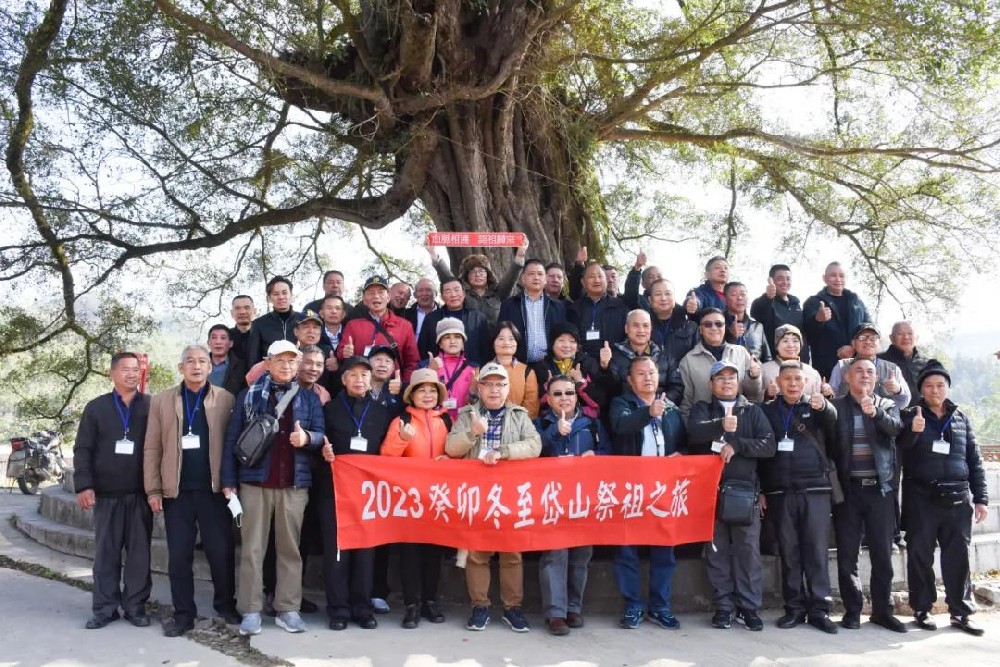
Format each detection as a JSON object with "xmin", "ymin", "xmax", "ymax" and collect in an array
[{"xmin": 614, "ymin": 545, "xmax": 676, "ymax": 613}]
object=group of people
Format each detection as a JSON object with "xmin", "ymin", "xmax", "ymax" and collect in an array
[{"xmin": 71, "ymin": 242, "xmax": 990, "ymax": 641}]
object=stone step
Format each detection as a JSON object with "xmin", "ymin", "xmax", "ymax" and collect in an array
[{"xmin": 39, "ymin": 487, "xmax": 167, "ymax": 540}]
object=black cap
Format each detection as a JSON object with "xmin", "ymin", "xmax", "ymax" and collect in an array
[
  {"xmin": 917, "ymin": 360, "xmax": 951, "ymax": 391},
  {"xmin": 341, "ymin": 356, "xmax": 373, "ymax": 372},
  {"xmin": 363, "ymin": 276, "xmax": 389, "ymax": 290},
  {"xmin": 851, "ymin": 322, "xmax": 881, "ymax": 339},
  {"xmin": 367, "ymin": 344, "xmax": 398, "ymax": 360}
]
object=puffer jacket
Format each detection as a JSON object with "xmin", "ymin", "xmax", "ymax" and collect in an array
[
  {"xmin": 445, "ymin": 403, "xmax": 541, "ymax": 460},
  {"xmin": 607, "ymin": 340, "xmax": 684, "ymax": 406},
  {"xmin": 687, "ymin": 395, "xmax": 776, "ymax": 485},
  {"xmin": 536, "ymin": 408, "xmax": 611, "ymax": 457},
  {"xmin": 648, "ymin": 309, "xmax": 699, "ymax": 370},
  {"xmin": 898, "ymin": 399, "xmax": 988, "ymax": 505},
  {"xmin": 609, "ymin": 391, "xmax": 686, "ymax": 456},
  {"xmin": 759, "ymin": 396, "xmax": 838, "ymax": 494},
  {"xmin": 830, "ymin": 393, "xmax": 901, "ymax": 496},
  {"xmin": 381, "ymin": 406, "xmax": 451, "ymax": 459}
]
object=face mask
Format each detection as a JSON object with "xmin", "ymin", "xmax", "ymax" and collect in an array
[{"xmin": 227, "ymin": 493, "xmax": 244, "ymax": 527}]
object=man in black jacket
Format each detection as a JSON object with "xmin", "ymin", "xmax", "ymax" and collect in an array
[
  {"xmin": 750, "ymin": 264, "xmax": 807, "ymax": 363},
  {"xmin": 246, "ymin": 276, "xmax": 301, "ymax": 364},
  {"xmin": 417, "ymin": 277, "xmax": 491, "ymax": 365},
  {"xmin": 830, "ymin": 357, "xmax": 905, "ymax": 632},
  {"xmin": 569, "ymin": 262, "xmax": 629, "ymax": 359},
  {"xmin": 607, "ymin": 309, "xmax": 684, "ymax": 405},
  {"xmin": 898, "ymin": 363, "xmax": 989, "ymax": 636},
  {"xmin": 801, "ymin": 262, "xmax": 873, "ymax": 379},
  {"xmin": 207, "ymin": 324, "xmax": 248, "ymax": 397},
  {"xmin": 759, "ymin": 361, "xmax": 839, "ymax": 634},
  {"xmin": 878, "ymin": 321, "xmax": 930, "ymax": 406},
  {"xmin": 73, "ymin": 352, "xmax": 153, "ymax": 630},
  {"xmin": 688, "ymin": 361, "xmax": 776, "ymax": 632}
]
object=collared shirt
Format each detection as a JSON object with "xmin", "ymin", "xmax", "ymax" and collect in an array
[
  {"xmin": 524, "ymin": 293, "xmax": 547, "ymax": 362},
  {"xmin": 483, "ymin": 407, "xmax": 506, "ymax": 453},
  {"xmin": 208, "ymin": 357, "xmax": 228, "ymax": 388}
]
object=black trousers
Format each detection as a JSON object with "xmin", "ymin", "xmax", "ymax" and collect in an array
[
  {"xmin": 770, "ymin": 492, "xmax": 832, "ymax": 617},
  {"xmin": 833, "ymin": 482, "xmax": 894, "ymax": 617},
  {"xmin": 399, "ymin": 543, "xmax": 446, "ymax": 606},
  {"xmin": 92, "ymin": 493, "xmax": 152, "ymax": 618},
  {"xmin": 372, "ymin": 544, "xmax": 393, "ymax": 600},
  {"xmin": 903, "ymin": 484, "xmax": 976, "ymax": 617},
  {"xmin": 316, "ymin": 493, "xmax": 373, "ymax": 620},
  {"xmin": 163, "ymin": 490, "xmax": 236, "ymax": 623}
]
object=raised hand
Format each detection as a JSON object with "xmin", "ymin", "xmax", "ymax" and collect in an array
[
  {"xmin": 568, "ymin": 363, "xmax": 584, "ymax": 384},
  {"xmin": 730, "ymin": 319, "xmax": 746, "ymax": 338},
  {"xmin": 634, "ymin": 250, "xmax": 647, "ymax": 271},
  {"xmin": 471, "ymin": 414, "xmax": 489, "ymax": 436},
  {"xmin": 816, "ymin": 300, "xmax": 833, "ymax": 322},
  {"xmin": 685, "ymin": 290, "xmax": 700, "ymax": 315},
  {"xmin": 809, "ymin": 392, "xmax": 825, "ymax": 410},
  {"xmin": 911, "ymin": 406, "xmax": 925, "ymax": 433},
  {"xmin": 389, "ymin": 369, "xmax": 402, "ymax": 395},
  {"xmin": 765, "ymin": 277, "xmax": 776, "ymax": 299},
  {"xmin": 290, "ymin": 420, "xmax": 307, "ymax": 447},
  {"xmin": 860, "ymin": 396, "xmax": 876, "ymax": 417},
  {"xmin": 748, "ymin": 355, "xmax": 761, "ymax": 379},
  {"xmin": 515, "ymin": 236, "xmax": 529, "ymax": 261},
  {"xmin": 325, "ymin": 350, "xmax": 339, "ymax": 372},
  {"xmin": 322, "ymin": 436, "xmax": 335, "ymax": 463},
  {"xmin": 821, "ymin": 376, "xmax": 835, "ymax": 398},
  {"xmin": 722, "ymin": 405, "xmax": 738, "ymax": 433},
  {"xmin": 399, "ymin": 419, "xmax": 416, "ymax": 442},
  {"xmin": 557, "ymin": 409, "xmax": 572, "ymax": 436},
  {"xmin": 766, "ymin": 378, "xmax": 779, "ymax": 399},
  {"xmin": 599, "ymin": 340, "xmax": 612, "ymax": 369},
  {"xmin": 576, "ymin": 246, "xmax": 588, "ymax": 264},
  {"xmin": 883, "ymin": 374, "xmax": 901, "ymax": 396},
  {"xmin": 650, "ymin": 392, "xmax": 666, "ymax": 418},
  {"xmin": 427, "ymin": 351, "xmax": 442, "ymax": 371},
  {"xmin": 343, "ymin": 336, "xmax": 355, "ymax": 357}
]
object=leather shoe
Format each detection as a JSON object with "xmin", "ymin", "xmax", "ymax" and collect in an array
[
  {"xmin": 914, "ymin": 611, "xmax": 937, "ymax": 630},
  {"xmin": 328, "ymin": 618, "xmax": 348, "ymax": 631},
  {"xmin": 421, "ymin": 600, "xmax": 445, "ymax": 623},
  {"xmin": 566, "ymin": 612, "xmax": 584, "ymax": 628},
  {"xmin": 163, "ymin": 619, "xmax": 194, "ymax": 637},
  {"xmin": 402, "ymin": 604, "xmax": 420, "ymax": 629},
  {"xmin": 85, "ymin": 611, "xmax": 120, "ymax": 630},
  {"xmin": 840, "ymin": 613, "xmax": 861, "ymax": 630},
  {"xmin": 807, "ymin": 615, "xmax": 839, "ymax": 634},
  {"xmin": 354, "ymin": 614, "xmax": 377, "ymax": 630},
  {"xmin": 950, "ymin": 615, "xmax": 985, "ymax": 636},
  {"xmin": 546, "ymin": 617, "xmax": 570, "ymax": 636},
  {"xmin": 123, "ymin": 613, "xmax": 150, "ymax": 628},
  {"xmin": 300, "ymin": 597, "xmax": 319, "ymax": 614},
  {"xmin": 870, "ymin": 614, "xmax": 907, "ymax": 633},
  {"xmin": 776, "ymin": 612, "xmax": 806, "ymax": 629},
  {"xmin": 217, "ymin": 608, "xmax": 242, "ymax": 625}
]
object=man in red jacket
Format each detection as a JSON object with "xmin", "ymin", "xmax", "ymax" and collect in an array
[{"xmin": 336, "ymin": 276, "xmax": 420, "ymax": 381}]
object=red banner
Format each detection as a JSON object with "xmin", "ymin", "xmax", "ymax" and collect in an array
[
  {"xmin": 426, "ymin": 231, "xmax": 526, "ymax": 247},
  {"xmin": 332, "ymin": 455, "xmax": 723, "ymax": 551}
]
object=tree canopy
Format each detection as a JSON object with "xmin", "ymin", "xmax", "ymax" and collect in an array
[{"xmin": 2, "ymin": 0, "xmax": 999, "ymax": 423}]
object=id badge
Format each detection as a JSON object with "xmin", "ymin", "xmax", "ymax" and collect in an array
[
  {"xmin": 443, "ymin": 397, "xmax": 457, "ymax": 410},
  {"xmin": 114, "ymin": 438, "xmax": 135, "ymax": 455},
  {"xmin": 350, "ymin": 436, "xmax": 369, "ymax": 452},
  {"xmin": 711, "ymin": 440, "xmax": 725, "ymax": 453},
  {"xmin": 777, "ymin": 437, "xmax": 795, "ymax": 452},
  {"xmin": 363, "ymin": 345, "xmax": 373, "ymax": 357},
  {"xmin": 931, "ymin": 439, "xmax": 950, "ymax": 455},
  {"xmin": 585, "ymin": 329, "xmax": 600, "ymax": 341},
  {"xmin": 181, "ymin": 434, "xmax": 200, "ymax": 450}
]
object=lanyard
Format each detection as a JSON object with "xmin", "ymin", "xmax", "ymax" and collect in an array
[
  {"xmin": 927, "ymin": 412, "xmax": 954, "ymax": 440},
  {"xmin": 342, "ymin": 394, "xmax": 372, "ymax": 436},
  {"xmin": 182, "ymin": 386, "xmax": 205, "ymax": 435},
  {"xmin": 113, "ymin": 391, "xmax": 132, "ymax": 438},
  {"xmin": 778, "ymin": 399, "xmax": 795, "ymax": 438},
  {"xmin": 441, "ymin": 355, "xmax": 468, "ymax": 390},
  {"xmin": 589, "ymin": 299, "xmax": 600, "ymax": 330}
]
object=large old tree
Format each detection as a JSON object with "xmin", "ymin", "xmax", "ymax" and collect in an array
[{"xmin": 2, "ymin": 0, "xmax": 999, "ymax": 421}]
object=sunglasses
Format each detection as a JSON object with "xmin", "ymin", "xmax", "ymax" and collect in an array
[
  {"xmin": 701, "ymin": 321, "xmax": 725, "ymax": 328},
  {"xmin": 550, "ymin": 390, "xmax": 576, "ymax": 397}
]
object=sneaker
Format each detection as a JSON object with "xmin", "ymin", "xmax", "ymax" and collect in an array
[
  {"xmin": 735, "ymin": 608, "xmax": 764, "ymax": 631},
  {"xmin": 239, "ymin": 612, "xmax": 262, "ymax": 636},
  {"xmin": 648, "ymin": 610, "xmax": 680, "ymax": 629},
  {"xmin": 950, "ymin": 615, "xmax": 985, "ymax": 636},
  {"xmin": 276, "ymin": 611, "xmax": 306, "ymax": 633},
  {"xmin": 466, "ymin": 606, "xmax": 490, "ymax": 631},
  {"xmin": 711, "ymin": 610, "xmax": 732, "ymax": 629},
  {"xmin": 619, "ymin": 608, "xmax": 643, "ymax": 629},
  {"xmin": 502, "ymin": 607, "xmax": 530, "ymax": 633},
  {"xmin": 371, "ymin": 597, "xmax": 391, "ymax": 614},
  {"xmin": 914, "ymin": 611, "xmax": 937, "ymax": 631}
]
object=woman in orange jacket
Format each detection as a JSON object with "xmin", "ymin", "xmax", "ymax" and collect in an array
[{"xmin": 379, "ymin": 368, "xmax": 451, "ymax": 628}]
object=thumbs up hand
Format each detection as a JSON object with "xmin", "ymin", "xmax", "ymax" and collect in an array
[
  {"xmin": 860, "ymin": 395, "xmax": 876, "ymax": 417},
  {"xmin": 816, "ymin": 300, "xmax": 832, "ymax": 322},
  {"xmin": 599, "ymin": 340, "xmax": 612, "ymax": 369},
  {"xmin": 766, "ymin": 276, "xmax": 776, "ymax": 299},
  {"xmin": 748, "ymin": 355, "xmax": 761, "ymax": 379},
  {"xmin": 650, "ymin": 392, "xmax": 666, "ymax": 418},
  {"xmin": 912, "ymin": 406, "xmax": 925, "ymax": 433},
  {"xmin": 290, "ymin": 420, "xmax": 307, "ymax": 448},
  {"xmin": 557, "ymin": 409, "xmax": 572, "ymax": 436},
  {"xmin": 471, "ymin": 414, "xmax": 489, "ymax": 436},
  {"xmin": 685, "ymin": 290, "xmax": 699, "ymax": 314},
  {"xmin": 722, "ymin": 405, "xmax": 738, "ymax": 433},
  {"xmin": 427, "ymin": 351, "xmax": 442, "ymax": 371},
  {"xmin": 399, "ymin": 419, "xmax": 416, "ymax": 442},
  {"xmin": 883, "ymin": 374, "xmax": 901, "ymax": 396},
  {"xmin": 821, "ymin": 376, "xmax": 835, "ymax": 398},
  {"xmin": 809, "ymin": 392, "xmax": 825, "ymax": 411},
  {"xmin": 325, "ymin": 349, "xmax": 339, "ymax": 372},
  {"xmin": 766, "ymin": 377, "xmax": 779, "ymax": 399},
  {"xmin": 343, "ymin": 336, "xmax": 355, "ymax": 357},
  {"xmin": 322, "ymin": 436, "xmax": 335, "ymax": 463},
  {"xmin": 389, "ymin": 369, "xmax": 402, "ymax": 395},
  {"xmin": 576, "ymin": 246, "xmax": 588, "ymax": 264},
  {"xmin": 634, "ymin": 250, "xmax": 647, "ymax": 270}
]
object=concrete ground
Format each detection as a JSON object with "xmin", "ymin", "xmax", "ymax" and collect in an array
[{"xmin": 2, "ymin": 487, "xmax": 999, "ymax": 667}]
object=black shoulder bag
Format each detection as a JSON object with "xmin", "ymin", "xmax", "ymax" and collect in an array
[{"xmin": 235, "ymin": 385, "xmax": 299, "ymax": 468}]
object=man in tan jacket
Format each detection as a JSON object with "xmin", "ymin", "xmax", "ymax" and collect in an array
[
  {"xmin": 446, "ymin": 362, "xmax": 541, "ymax": 633},
  {"xmin": 144, "ymin": 344, "xmax": 238, "ymax": 637}
]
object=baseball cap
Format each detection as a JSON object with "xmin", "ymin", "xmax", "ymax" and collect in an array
[
  {"xmin": 363, "ymin": 276, "xmax": 389, "ymax": 291},
  {"xmin": 267, "ymin": 340, "xmax": 301, "ymax": 358},
  {"xmin": 367, "ymin": 344, "xmax": 398, "ymax": 360},
  {"xmin": 852, "ymin": 322, "xmax": 881, "ymax": 339},
  {"xmin": 478, "ymin": 362, "xmax": 509, "ymax": 381},
  {"xmin": 710, "ymin": 360, "xmax": 740, "ymax": 378},
  {"xmin": 296, "ymin": 309, "xmax": 323, "ymax": 327},
  {"xmin": 341, "ymin": 356, "xmax": 373, "ymax": 372}
]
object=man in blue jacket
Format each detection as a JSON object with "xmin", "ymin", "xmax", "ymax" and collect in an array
[
  {"xmin": 609, "ymin": 356, "xmax": 687, "ymax": 630},
  {"xmin": 801, "ymin": 262, "xmax": 872, "ymax": 379},
  {"xmin": 222, "ymin": 340, "xmax": 324, "ymax": 637}
]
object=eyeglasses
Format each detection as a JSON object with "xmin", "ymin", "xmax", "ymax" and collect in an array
[
  {"xmin": 855, "ymin": 335, "xmax": 879, "ymax": 342},
  {"xmin": 701, "ymin": 321, "xmax": 725, "ymax": 328},
  {"xmin": 270, "ymin": 359, "xmax": 299, "ymax": 367},
  {"xmin": 479, "ymin": 382, "xmax": 508, "ymax": 390},
  {"xmin": 551, "ymin": 390, "xmax": 576, "ymax": 397}
]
